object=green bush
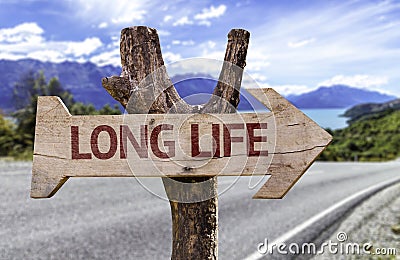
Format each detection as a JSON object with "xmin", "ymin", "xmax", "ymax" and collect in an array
[{"xmin": 319, "ymin": 110, "xmax": 400, "ymax": 161}]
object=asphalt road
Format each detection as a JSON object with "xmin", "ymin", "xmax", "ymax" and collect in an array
[{"xmin": 1, "ymin": 160, "xmax": 399, "ymax": 259}]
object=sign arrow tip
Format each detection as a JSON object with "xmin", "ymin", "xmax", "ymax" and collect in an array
[
  {"xmin": 247, "ymin": 88, "xmax": 332, "ymax": 199},
  {"xmin": 31, "ymin": 96, "xmax": 71, "ymax": 198}
]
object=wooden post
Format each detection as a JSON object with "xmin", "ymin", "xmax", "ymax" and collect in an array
[{"xmin": 102, "ymin": 26, "xmax": 249, "ymax": 259}]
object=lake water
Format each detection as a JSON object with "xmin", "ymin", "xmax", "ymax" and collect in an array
[
  {"xmin": 240, "ymin": 108, "xmax": 348, "ymax": 130},
  {"xmin": 302, "ymin": 109, "xmax": 348, "ymax": 130}
]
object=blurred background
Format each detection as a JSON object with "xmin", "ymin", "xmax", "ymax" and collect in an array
[{"xmin": 0, "ymin": 1, "xmax": 399, "ymax": 259}]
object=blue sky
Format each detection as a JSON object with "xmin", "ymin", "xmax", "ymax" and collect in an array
[{"xmin": 0, "ymin": 0, "xmax": 399, "ymax": 96}]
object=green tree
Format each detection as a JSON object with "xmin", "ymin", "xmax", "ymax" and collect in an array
[
  {"xmin": 70, "ymin": 102, "xmax": 121, "ymax": 115},
  {"xmin": 12, "ymin": 71, "xmax": 75, "ymax": 149},
  {"xmin": 97, "ymin": 104, "xmax": 121, "ymax": 115},
  {"xmin": 319, "ymin": 110, "xmax": 400, "ymax": 161},
  {"xmin": 0, "ymin": 113, "xmax": 18, "ymax": 156},
  {"xmin": 13, "ymin": 71, "xmax": 74, "ymax": 110},
  {"xmin": 10, "ymin": 71, "xmax": 121, "ymax": 159},
  {"xmin": 70, "ymin": 102, "xmax": 97, "ymax": 115}
]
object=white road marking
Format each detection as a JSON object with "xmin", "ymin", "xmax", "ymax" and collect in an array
[{"xmin": 244, "ymin": 176, "xmax": 400, "ymax": 260}]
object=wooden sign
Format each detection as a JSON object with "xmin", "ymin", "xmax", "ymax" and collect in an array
[{"xmin": 31, "ymin": 88, "xmax": 332, "ymax": 199}]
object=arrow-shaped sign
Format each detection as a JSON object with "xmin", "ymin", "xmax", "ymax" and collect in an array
[{"xmin": 31, "ymin": 88, "xmax": 332, "ymax": 199}]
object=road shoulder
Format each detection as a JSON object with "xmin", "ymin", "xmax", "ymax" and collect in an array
[{"xmin": 313, "ymin": 182, "xmax": 400, "ymax": 259}]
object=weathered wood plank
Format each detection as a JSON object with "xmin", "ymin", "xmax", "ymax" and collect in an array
[
  {"xmin": 249, "ymin": 88, "xmax": 332, "ymax": 198},
  {"xmin": 31, "ymin": 88, "xmax": 332, "ymax": 199}
]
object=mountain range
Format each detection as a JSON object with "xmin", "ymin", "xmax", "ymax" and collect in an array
[
  {"xmin": 171, "ymin": 73, "xmax": 268, "ymax": 111},
  {"xmin": 0, "ymin": 59, "xmax": 121, "ymax": 112},
  {"xmin": 286, "ymin": 85, "xmax": 396, "ymax": 109},
  {"xmin": 342, "ymin": 98, "xmax": 400, "ymax": 123},
  {"xmin": 0, "ymin": 59, "xmax": 396, "ymax": 113}
]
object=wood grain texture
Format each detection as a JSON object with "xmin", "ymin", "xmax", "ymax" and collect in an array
[
  {"xmin": 201, "ymin": 29, "xmax": 250, "ymax": 113},
  {"xmin": 164, "ymin": 29, "xmax": 249, "ymax": 259},
  {"xmin": 31, "ymin": 88, "xmax": 332, "ymax": 199},
  {"xmin": 247, "ymin": 88, "xmax": 332, "ymax": 198}
]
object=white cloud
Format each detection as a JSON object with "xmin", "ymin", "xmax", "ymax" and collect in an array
[
  {"xmin": 172, "ymin": 40, "xmax": 195, "ymax": 46},
  {"xmin": 65, "ymin": 37, "xmax": 103, "ymax": 57},
  {"xmin": 198, "ymin": 20, "xmax": 211, "ymax": 27},
  {"xmin": 163, "ymin": 15, "xmax": 173, "ymax": 22},
  {"xmin": 90, "ymin": 49, "xmax": 120, "ymax": 67},
  {"xmin": 267, "ymin": 84, "xmax": 312, "ymax": 96},
  {"xmin": 318, "ymin": 75, "xmax": 388, "ymax": 89},
  {"xmin": 288, "ymin": 38, "xmax": 315, "ymax": 48},
  {"xmin": 250, "ymin": 73, "xmax": 267, "ymax": 82},
  {"xmin": 111, "ymin": 10, "xmax": 147, "ymax": 24},
  {"xmin": 246, "ymin": 60, "xmax": 270, "ymax": 71},
  {"xmin": 194, "ymin": 5, "xmax": 227, "ymax": 20},
  {"xmin": 163, "ymin": 51, "xmax": 182, "ymax": 63},
  {"xmin": 98, "ymin": 22, "xmax": 108, "ymax": 28},
  {"xmin": 235, "ymin": 1, "xmax": 251, "ymax": 8},
  {"xmin": 206, "ymin": 41, "xmax": 216, "ymax": 49},
  {"xmin": 167, "ymin": 58, "xmax": 223, "ymax": 79},
  {"xmin": 173, "ymin": 16, "xmax": 193, "ymax": 26},
  {"xmin": 157, "ymin": 30, "xmax": 171, "ymax": 36},
  {"xmin": 241, "ymin": 74, "xmax": 312, "ymax": 95},
  {"xmin": 0, "ymin": 22, "xmax": 43, "ymax": 43},
  {"xmin": 0, "ymin": 23, "xmax": 103, "ymax": 63},
  {"xmin": 73, "ymin": 0, "xmax": 147, "ymax": 25},
  {"xmin": 27, "ymin": 50, "xmax": 65, "ymax": 63},
  {"xmin": 183, "ymin": 40, "xmax": 195, "ymax": 46},
  {"xmin": 0, "ymin": 52, "xmax": 26, "ymax": 60},
  {"xmin": 242, "ymin": 70, "xmax": 311, "ymax": 95},
  {"xmin": 201, "ymin": 50, "xmax": 225, "ymax": 60},
  {"xmin": 246, "ymin": 43, "xmax": 271, "ymax": 72},
  {"xmin": 193, "ymin": 4, "xmax": 227, "ymax": 26},
  {"xmin": 195, "ymin": 40, "xmax": 224, "ymax": 59}
]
